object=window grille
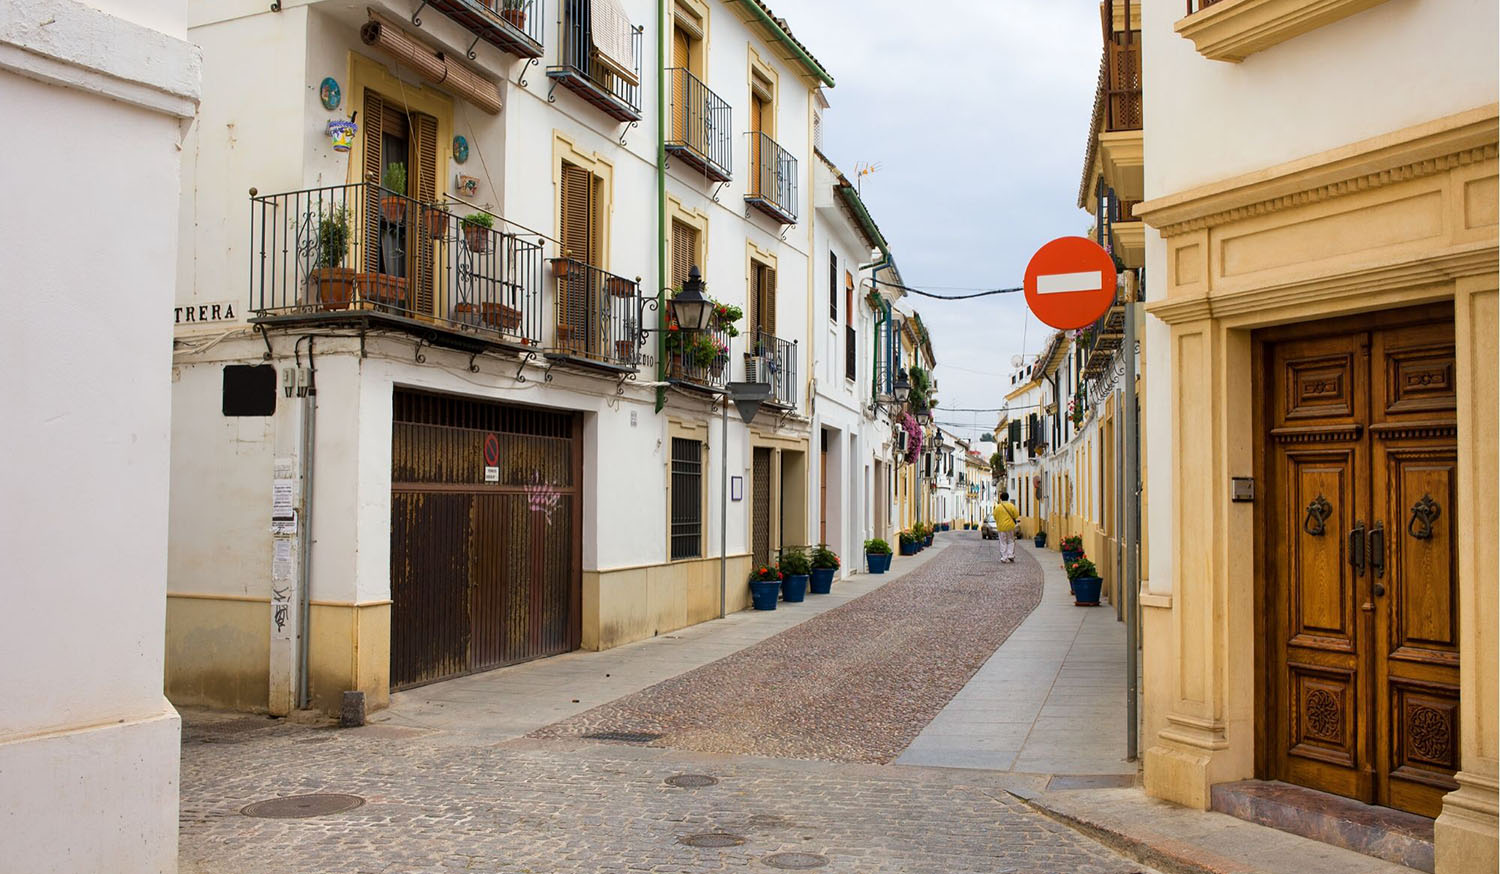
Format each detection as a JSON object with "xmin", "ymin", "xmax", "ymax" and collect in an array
[{"xmin": 670, "ymin": 438, "xmax": 703, "ymax": 559}]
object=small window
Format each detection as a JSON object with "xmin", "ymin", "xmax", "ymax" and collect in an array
[
  {"xmin": 828, "ymin": 251, "xmax": 838, "ymax": 322},
  {"xmin": 670, "ymin": 437, "xmax": 704, "ymax": 560}
]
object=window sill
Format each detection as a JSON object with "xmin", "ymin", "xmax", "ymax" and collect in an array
[{"xmin": 1175, "ymin": 0, "xmax": 1392, "ymax": 63}]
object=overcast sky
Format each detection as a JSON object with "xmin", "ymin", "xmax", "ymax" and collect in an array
[{"xmin": 782, "ymin": 0, "xmax": 1100, "ymax": 444}]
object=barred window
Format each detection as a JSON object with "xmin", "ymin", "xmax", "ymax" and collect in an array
[{"xmin": 670, "ymin": 437, "xmax": 703, "ymax": 559}]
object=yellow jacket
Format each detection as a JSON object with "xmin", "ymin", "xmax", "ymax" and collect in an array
[{"xmin": 994, "ymin": 501, "xmax": 1020, "ymax": 533}]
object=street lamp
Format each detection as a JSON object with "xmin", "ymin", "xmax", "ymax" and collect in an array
[
  {"xmin": 893, "ymin": 370, "xmax": 911, "ymax": 405},
  {"xmin": 665, "ymin": 266, "xmax": 713, "ymax": 334}
]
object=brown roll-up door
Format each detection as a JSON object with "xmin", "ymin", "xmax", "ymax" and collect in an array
[{"xmin": 361, "ymin": 15, "xmax": 502, "ymax": 114}]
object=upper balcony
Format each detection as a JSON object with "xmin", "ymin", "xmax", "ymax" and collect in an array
[
  {"xmin": 1178, "ymin": 0, "xmax": 1390, "ymax": 62},
  {"xmin": 665, "ymin": 68, "xmax": 732, "ymax": 183},
  {"xmin": 414, "ymin": 0, "xmax": 544, "ymax": 59},
  {"xmin": 663, "ymin": 322, "xmax": 730, "ymax": 391},
  {"xmin": 1099, "ymin": 2, "xmax": 1143, "ymax": 203},
  {"xmin": 545, "ymin": 257, "xmax": 645, "ymax": 371},
  {"xmin": 746, "ymin": 330, "xmax": 798, "ymax": 408},
  {"xmin": 546, "ymin": 0, "xmax": 642, "ymax": 123},
  {"xmin": 248, "ymin": 182, "xmax": 545, "ymax": 352},
  {"xmin": 745, "ymin": 132, "xmax": 798, "ymax": 225}
]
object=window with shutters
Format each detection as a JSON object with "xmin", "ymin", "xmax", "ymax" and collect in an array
[
  {"xmin": 558, "ymin": 160, "xmax": 598, "ymax": 264},
  {"xmin": 828, "ymin": 252, "xmax": 838, "ymax": 322},
  {"xmin": 750, "ymin": 259, "xmax": 776, "ymax": 336},
  {"xmin": 361, "ymin": 88, "xmax": 440, "ymax": 316},
  {"xmin": 671, "ymin": 219, "xmax": 698, "ymax": 291},
  {"xmin": 670, "ymin": 437, "xmax": 704, "ymax": 560},
  {"xmin": 844, "ymin": 270, "xmax": 855, "ymax": 382}
]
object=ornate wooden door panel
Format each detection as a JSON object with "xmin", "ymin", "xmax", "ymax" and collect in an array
[
  {"xmin": 1369, "ymin": 322, "xmax": 1460, "ymax": 818},
  {"xmin": 1266, "ymin": 312, "xmax": 1459, "ymax": 819}
]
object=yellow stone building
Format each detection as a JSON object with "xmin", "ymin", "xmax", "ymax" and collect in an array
[{"xmin": 1135, "ymin": 0, "xmax": 1496, "ymax": 870}]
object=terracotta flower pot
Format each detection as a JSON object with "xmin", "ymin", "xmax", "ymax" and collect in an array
[
  {"xmin": 501, "ymin": 8, "xmax": 526, "ymax": 30},
  {"xmin": 605, "ymin": 275, "xmax": 635, "ymax": 297},
  {"xmin": 381, "ymin": 195, "xmax": 407, "ymax": 225},
  {"xmin": 424, "ymin": 207, "xmax": 449, "ymax": 239},
  {"xmin": 550, "ymin": 258, "xmax": 574, "ymax": 279},
  {"xmin": 462, "ymin": 223, "xmax": 489, "ymax": 253}
]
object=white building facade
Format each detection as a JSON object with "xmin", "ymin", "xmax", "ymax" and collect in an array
[{"xmin": 1, "ymin": 0, "xmax": 199, "ymax": 869}]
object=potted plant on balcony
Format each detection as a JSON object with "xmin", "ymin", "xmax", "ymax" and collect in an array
[
  {"xmin": 864, "ymin": 538, "xmax": 892, "ymax": 574},
  {"xmin": 898, "ymin": 530, "xmax": 919, "ymax": 556},
  {"xmin": 1067, "ymin": 556, "xmax": 1103, "ymax": 606},
  {"xmin": 423, "ymin": 203, "xmax": 449, "ymax": 239},
  {"xmin": 460, "ymin": 212, "xmax": 493, "ymax": 253},
  {"xmin": 380, "ymin": 163, "xmax": 408, "ymax": 225},
  {"xmin": 711, "ymin": 300, "xmax": 743, "ymax": 337},
  {"xmin": 1060, "ymin": 534, "xmax": 1084, "ymax": 566},
  {"xmin": 499, "ymin": 0, "xmax": 529, "ymax": 30},
  {"xmin": 749, "ymin": 565, "xmax": 781, "ymax": 611},
  {"xmin": 778, "ymin": 546, "xmax": 810, "ymax": 603},
  {"xmin": 308, "ymin": 207, "xmax": 353, "ymax": 310},
  {"xmin": 549, "ymin": 252, "xmax": 576, "ymax": 279},
  {"xmin": 809, "ymin": 544, "xmax": 839, "ymax": 594},
  {"xmin": 606, "ymin": 274, "xmax": 636, "ymax": 298}
]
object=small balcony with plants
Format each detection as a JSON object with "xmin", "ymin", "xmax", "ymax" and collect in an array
[
  {"xmin": 248, "ymin": 179, "xmax": 544, "ymax": 352},
  {"xmin": 663, "ymin": 298, "xmax": 739, "ymax": 390},
  {"xmin": 665, "ymin": 68, "xmax": 732, "ymax": 183},
  {"xmin": 745, "ymin": 329, "xmax": 798, "ymax": 408},
  {"xmin": 412, "ymin": 0, "xmax": 544, "ymax": 59},
  {"xmin": 1098, "ymin": 0, "xmax": 1142, "ymax": 202},
  {"xmin": 745, "ymin": 132, "xmax": 798, "ymax": 225},
  {"xmin": 546, "ymin": 0, "xmax": 642, "ymax": 123},
  {"xmin": 545, "ymin": 256, "xmax": 644, "ymax": 371}
]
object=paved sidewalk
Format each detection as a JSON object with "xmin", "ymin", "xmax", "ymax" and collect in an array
[
  {"xmin": 377, "ymin": 539, "xmax": 951, "ymax": 743},
  {"xmin": 895, "ymin": 539, "xmax": 1136, "ymax": 776}
]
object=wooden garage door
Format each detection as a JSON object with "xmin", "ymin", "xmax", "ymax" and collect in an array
[{"xmin": 390, "ymin": 390, "xmax": 582, "ymax": 689}]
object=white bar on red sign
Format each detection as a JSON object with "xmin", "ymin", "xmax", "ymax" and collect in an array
[{"xmin": 1036, "ymin": 271, "xmax": 1107, "ymax": 294}]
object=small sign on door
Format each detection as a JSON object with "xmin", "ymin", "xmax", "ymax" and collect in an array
[{"xmin": 484, "ymin": 466, "xmax": 500, "ymax": 483}]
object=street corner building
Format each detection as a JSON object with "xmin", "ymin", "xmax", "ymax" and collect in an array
[
  {"xmin": 1126, "ymin": 0, "xmax": 1497, "ymax": 871},
  {"xmin": 163, "ymin": 0, "xmax": 910, "ymax": 719}
]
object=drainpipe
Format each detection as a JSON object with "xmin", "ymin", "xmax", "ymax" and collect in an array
[
  {"xmin": 654, "ymin": 0, "xmax": 667, "ymax": 414},
  {"xmin": 296, "ymin": 337, "xmax": 318, "ymax": 710}
]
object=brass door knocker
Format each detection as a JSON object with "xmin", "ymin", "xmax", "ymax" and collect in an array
[
  {"xmin": 1303, "ymin": 494, "xmax": 1333, "ymax": 537},
  {"xmin": 1408, "ymin": 493, "xmax": 1441, "ymax": 540}
]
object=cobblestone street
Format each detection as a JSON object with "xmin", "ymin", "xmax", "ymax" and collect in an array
[{"xmin": 179, "ymin": 537, "xmax": 1153, "ymax": 873}]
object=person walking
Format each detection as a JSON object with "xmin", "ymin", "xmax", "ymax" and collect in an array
[{"xmin": 994, "ymin": 491, "xmax": 1020, "ymax": 563}]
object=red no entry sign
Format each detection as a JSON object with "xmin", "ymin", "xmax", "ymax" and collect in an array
[
  {"xmin": 482, "ymin": 433, "xmax": 500, "ymax": 467},
  {"xmin": 1023, "ymin": 237, "xmax": 1118, "ymax": 330}
]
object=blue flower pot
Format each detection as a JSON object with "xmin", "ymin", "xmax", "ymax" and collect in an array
[
  {"xmin": 924, "ymin": 535, "xmax": 933, "ymax": 547},
  {"xmin": 809, "ymin": 567, "xmax": 835, "ymax": 594},
  {"xmin": 1073, "ymin": 576, "xmax": 1103, "ymax": 606},
  {"xmin": 899, "ymin": 541, "xmax": 918, "ymax": 556},
  {"xmin": 750, "ymin": 580, "xmax": 780, "ymax": 610},
  {"xmin": 1033, "ymin": 532, "xmax": 1047, "ymax": 548},
  {"xmin": 866, "ymin": 552, "xmax": 892, "ymax": 574},
  {"xmin": 781, "ymin": 573, "xmax": 808, "ymax": 602},
  {"xmin": 1062, "ymin": 549, "xmax": 1084, "ymax": 566}
]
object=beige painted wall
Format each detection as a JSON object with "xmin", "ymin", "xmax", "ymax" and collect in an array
[{"xmin": 584, "ymin": 555, "xmax": 754, "ymax": 651}]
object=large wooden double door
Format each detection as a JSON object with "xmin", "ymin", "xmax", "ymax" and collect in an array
[{"xmin": 1265, "ymin": 306, "xmax": 1460, "ymax": 818}]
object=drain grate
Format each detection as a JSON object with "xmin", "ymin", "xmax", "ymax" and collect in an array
[
  {"xmin": 582, "ymin": 730, "xmax": 663, "ymax": 744},
  {"xmin": 241, "ymin": 793, "xmax": 365, "ymax": 819},
  {"xmin": 763, "ymin": 852, "xmax": 828, "ymax": 869},
  {"xmin": 664, "ymin": 774, "xmax": 719, "ymax": 788},
  {"xmin": 680, "ymin": 832, "xmax": 745, "ymax": 848}
]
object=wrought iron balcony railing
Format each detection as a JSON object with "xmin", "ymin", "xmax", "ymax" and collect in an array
[
  {"xmin": 664, "ymin": 324, "xmax": 730, "ymax": 390},
  {"xmin": 747, "ymin": 330, "xmax": 797, "ymax": 408},
  {"xmin": 666, "ymin": 68, "xmax": 732, "ymax": 182},
  {"xmin": 546, "ymin": 0, "xmax": 642, "ymax": 122},
  {"xmin": 745, "ymin": 132, "xmax": 798, "ymax": 225},
  {"xmin": 1187, "ymin": 0, "xmax": 1224, "ymax": 12},
  {"xmin": 415, "ymin": 0, "xmax": 544, "ymax": 59},
  {"xmin": 547, "ymin": 257, "xmax": 643, "ymax": 369},
  {"xmin": 249, "ymin": 182, "xmax": 544, "ymax": 346}
]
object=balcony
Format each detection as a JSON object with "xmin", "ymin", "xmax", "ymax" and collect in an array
[
  {"xmin": 1179, "ymin": 0, "xmax": 1388, "ymax": 62},
  {"xmin": 545, "ymin": 0, "xmax": 642, "ymax": 122},
  {"xmin": 248, "ymin": 182, "xmax": 544, "ymax": 350},
  {"xmin": 415, "ymin": 0, "xmax": 544, "ymax": 59},
  {"xmin": 664, "ymin": 324, "xmax": 730, "ymax": 391},
  {"xmin": 746, "ymin": 330, "xmax": 797, "ymax": 408},
  {"xmin": 665, "ymin": 68, "xmax": 732, "ymax": 183},
  {"xmin": 745, "ymin": 132, "xmax": 798, "ymax": 225},
  {"xmin": 1099, "ymin": 28, "xmax": 1143, "ymax": 203},
  {"xmin": 545, "ymin": 258, "xmax": 643, "ymax": 371}
]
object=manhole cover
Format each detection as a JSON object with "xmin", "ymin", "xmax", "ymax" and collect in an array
[
  {"xmin": 748, "ymin": 814, "xmax": 788, "ymax": 827},
  {"xmin": 680, "ymin": 833, "xmax": 746, "ymax": 848},
  {"xmin": 240, "ymin": 793, "xmax": 365, "ymax": 818},
  {"xmin": 763, "ymin": 852, "xmax": 828, "ymax": 869},
  {"xmin": 583, "ymin": 730, "xmax": 663, "ymax": 744},
  {"xmin": 665, "ymin": 774, "xmax": 719, "ymax": 788}
]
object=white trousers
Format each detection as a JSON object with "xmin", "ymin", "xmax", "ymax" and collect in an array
[{"xmin": 997, "ymin": 530, "xmax": 1015, "ymax": 561}]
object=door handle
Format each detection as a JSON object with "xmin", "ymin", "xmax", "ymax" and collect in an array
[
  {"xmin": 1304, "ymin": 495, "xmax": 1332, "ymax": 536},
  {"xmin": 1348, "ymin": 521, "xmax": 1365, "ymax": 577},
  {"xmin": 1368, "ymin": 523, "xmax": 1385, "ymax": 579},
  {"xmin": 1408, "ymin": 494, "xmax": 1441, "ymax": 540}
]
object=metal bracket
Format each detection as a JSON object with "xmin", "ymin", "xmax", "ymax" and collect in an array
[
  {"xmin": 546, "ymin": 78, "xmax": 559, "ymax": 104},
  {"xmin": 514, "ymin": 349, "xmax": 537, "ymax": 383},
  {"xmin": 270, "ymin": 0, "xmax": 282, "ymax": 10},
  {"xmin": 254, "ymin": 323, "xmax": 274, "ymax": 360},
  {"xmin": 618, "ymin": 120, "xmax": 638, "ymax": 147},
  {"xmin": 778, "ymin": 224, "xmax": 791, "ymax": 242},
  {"xmin": 711, "ymin": 181, "xmax": 727, "ymax": 204},
  {"xmin": 414, "ymin": 336, "xmax": 431, "ymax": 364},
  {"xmin": 358, "ymin": 324, "xmax": 367, "ymax": 358},
  {"xmin": 411, "ymin": 0, "xmax": 428, "ymax": 26},
  {"xmin": 542, "ymin": 360, "xmax": 555, "ymax": 382},
  {"xmin": 517, "ymin": 57, "xmax": 537, "ymax": 89},
  {"xmin": 467, "ymin": 350, "xmax": 482, "ymax": 373},
  {"xmin": 615, "ymin": 373, "xmax": 630, "ymax": 396},
  {"xmin": 465, "ymin": 33, "xmax": 481, "ymax": 61}
]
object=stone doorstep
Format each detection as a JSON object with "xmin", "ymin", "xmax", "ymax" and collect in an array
[{"xmin": 1210, "ymin": 780, "xmax": 1434, "ymax": 873}]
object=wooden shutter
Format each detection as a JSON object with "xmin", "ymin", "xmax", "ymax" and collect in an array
[
  {"xmin": 670, "ymin": 219, "xmax": 695, "ymax": 292},
  {"xmin": 414, "ymin": 111, "xmax": 439, "ymax": 316},
  {"xmin": 361, "ymin": 89, "xmax": 385, "ymax": 274},
  {"xmin": 751, "ymin": 261, "xmax": 775, "ymax": 336},
  {"xmin": 558, "ymin": 162, "xmax": 596, "ymax": 350},
  {"xmin": 671, "ymin": 28, "xmax": 689, "ymax": 144},
  {"xmin": 749, "ymin": 96, "xmax": 764, "ymax": 197},
  {"xmin": 828, "ymin": 252, "xmax": 837, "ymax": 322}
]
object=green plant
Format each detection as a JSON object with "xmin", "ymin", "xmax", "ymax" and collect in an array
[
  {"xmin": 907, "ymin": 365, "xmax": 933, "ymax": 412},
  {"xmin": 1060, "ymin": 535, "xmax": 1084, "ymax": 552},
  {"xmin": 461, "ymin": 211, "xmax": 495, "ymax": 229},
  {"xmin": 315, "ymin": 208, "xmax": 350, "ymax": 269},
  {"xmin": 710, "ymin": 299, "xmax": 743, "ymax": 337},
  {"xmin": 381, "ymin": 162, "xmax": 406, "ymax": 194},
  {"xmin": 749, "ymin": 564, "xmax": 782, "ymax": 583},
  {"xmin": 810, "ymin": 544, "xmax": 839, "ymax": 569},
  {"xmin": 1066, "ymin": 556, "xmax": 1098, "ymax": 580},
  {"xmin": 687, "ymin": 334, "xmax": 722, "ymax": 368},
  {"xmin": 863, "ymin": 538, "xmax": 892, "ymax": 555},
  {"xmin": 778, "ymin": 546, "xmax": 811, "ymax": 576},
  {"xmin": 898, "ymin": 531, "xmax": 919, "ymax": 546},
  {"xmin": 989, "ymin": 451, "xmax": 1005, "ymax": 479}
]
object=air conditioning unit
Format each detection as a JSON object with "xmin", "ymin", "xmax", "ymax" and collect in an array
[{"xmin": 744, "ymin": 354, "xmax": 771, "ymax": 384}]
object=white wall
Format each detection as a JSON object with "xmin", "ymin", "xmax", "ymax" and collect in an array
[{"xmin": 1, "ymin": 0, "xmax": 197, "ymax": 869}]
